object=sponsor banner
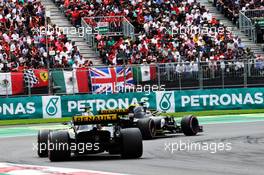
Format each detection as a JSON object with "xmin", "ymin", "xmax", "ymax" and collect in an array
[
  {"xmin": 61, "ymin": 92, "xmax": 156, "ymax": 115},
  {"xmin": 0, "ymin": 96, "xmax": 41, "ymax": 119},
  {"xmin": 175, "ymin": 88, "xmax": 264, "ymax": 111},
  {"xmin": 0, "ymin": 92, "xmax": 156, "ymax": 119},
  {"xmin": 156, "ymin": 91, "xmax": 175, "ymax": 112},
  {"xmin": 42, "ymin": 96, "xmax": 62, "ymax": 118},
  {"xmin": 1, "ymin": 88, "xmax": 264, "ymax": 119}
]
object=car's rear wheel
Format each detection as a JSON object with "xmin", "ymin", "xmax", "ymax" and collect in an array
[
  {"xmin": 181, "ymin": 115, "xmax": 200, "ymax": 136},
  {"xmin": 137, "ymin": 118, "xmax": 156, "ymax": 139},
  {"xmin": 120, "ymin": 128, "xmax": 143, "ymax": 158},
  {"xmin": 48, "ymin": 131, "xmax": 71, "ymax": 161},
  {"xmin": 37, "ymin": 129, "xmax": 50, "ymax": 157}
]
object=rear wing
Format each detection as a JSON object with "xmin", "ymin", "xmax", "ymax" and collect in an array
[
  {"xmin": 99, "ymin": 109, "xmax": 129, "ymax": 115},
  {"xmin": 99, "ymin": 108, "xmax": 160, "ymax": 116},
  {"xmin": 72, "ymin": 114, "xmax": 119, "ymax": 125}
]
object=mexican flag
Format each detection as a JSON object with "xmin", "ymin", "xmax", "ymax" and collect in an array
[
  {"xmin": 0, "ymin": 72, "xmax": 24, "ymax": 95},
  {"xmin": 52, "ymin": 68, "xmax": 89, "ymax": 94},
  {"xmin": 133, "ymin": 64, "xmax": 156, "ymax": 82}
]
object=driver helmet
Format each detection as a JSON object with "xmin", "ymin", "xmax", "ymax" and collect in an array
[
  {"xmin": 128, "ymin": 104, "xmax": 137, "ymax": 112},
  {"xmin": 84, "ymin": 105, "xmax": 92, "ymax": 112}
]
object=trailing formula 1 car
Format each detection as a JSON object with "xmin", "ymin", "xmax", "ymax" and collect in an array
[
  {"xmin": 37, "ymin": 108, "xmax": 143, "ymax": 161},
  {"xmin": 99, "ymin": 103, "xmax": 203, "ymax": 139}
]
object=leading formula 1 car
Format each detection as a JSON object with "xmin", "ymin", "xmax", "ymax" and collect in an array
[
  {"xmin": 37, "ymin": 108, "xmax": 143, "ymax": 161},
  {"xmin": 99, "ymin": 102, "xmax": 203, "ymax": 139}
]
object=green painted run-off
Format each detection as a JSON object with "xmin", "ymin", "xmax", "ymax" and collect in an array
[{"xmin": 0, "ymin": 114, "xmax": 264, "ymax": 138}]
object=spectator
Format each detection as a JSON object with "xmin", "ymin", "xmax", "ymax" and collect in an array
[
  {"xmin": 0, "ymin": 0, "xmax": 87, "ymax": 72},
  {"xmin": 57, "ymin": 0, "xmax": 251, "ymax": 66},
  {"xmin": 216, "ymin": 0, "xmax": 264, "ymax": 25}
]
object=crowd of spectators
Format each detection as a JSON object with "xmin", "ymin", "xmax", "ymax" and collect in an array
[
  {"xmin": 0, "ymin": 0, "xmax": 258, "ymax": 73},
  {"xmin": 215, "ymin": 0, "xmax": 264, "ymax": 25},
  {"xmin": 58, "ymin": 0, "xmax": 255, "ymax": 66},
  {"xmin": 0, "ymin": 0, "xmax": 88, "ymax": 72}
]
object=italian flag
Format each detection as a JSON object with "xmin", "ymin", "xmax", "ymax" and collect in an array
[
  {"xmin": 0, "ymin": 72, "xmax": 24, "ymax": 95},
  {"xmin": 133, "ymin": 64, "xmax": 156, "ymax": 82},
  {"xmin": 52, "ymin": 68, "xmax": 89, "ymax": 94}
]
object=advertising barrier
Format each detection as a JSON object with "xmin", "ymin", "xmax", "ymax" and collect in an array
[
  {"xmin": 1, "ymin": 88, "xmax": 264, "ymax": 119},
  {"xmin": 173, "ymin": 88, "xmax": 264, "ymax": 111}
]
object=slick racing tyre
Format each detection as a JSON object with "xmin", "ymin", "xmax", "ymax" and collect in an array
[
  {"xmin": 120, "ymin": 128, "xmax": 143, "ymax": 158},
  {"xmin": 109, "ymin": 146, "xmax": 120, "ymax": 155},
  {"xmin": 181, "ymin": 115, "xmax": 200, "ymax": 136},
  {"xmin": 37, "ymin": 129, "xmax": 50, "ymax": 157},
  {"xmin": 137, "ymin": 118, "xmax": 156, "ymax": 139},
  {"xmin": 48, "ymin": 131, "xmax": 71, "ymax": 161}
]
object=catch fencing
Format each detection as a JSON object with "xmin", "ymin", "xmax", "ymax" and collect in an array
[
  {"xmin": 81, "ymin": 16, "xmax": 135, "ymax": 48},
  {"xmin": 239, "ymin": 9, "xmax": 264, "ymax": 42},
  {"xmin": 1, "ymin": 60, "xmax": 264, "ymax": 97},
  {"xmin": 155, "ymin": 60, "xmax": 264, "ymax": 90}
]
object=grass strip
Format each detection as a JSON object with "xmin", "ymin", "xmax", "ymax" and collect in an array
[{"xmin": 1, "ymin": 108, "xmax": 264, "ymax": 126}]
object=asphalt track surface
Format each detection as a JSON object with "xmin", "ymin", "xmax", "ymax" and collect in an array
[{"xmin": 0, "ymin": 121, "xmax": 264, "ymax": 175}]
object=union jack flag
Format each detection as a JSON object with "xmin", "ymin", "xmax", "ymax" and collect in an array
[{"xmin": 89, "ymin": 66, "xmax": 134, "ymax": 94}]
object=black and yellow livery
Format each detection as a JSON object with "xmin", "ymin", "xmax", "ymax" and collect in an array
[
  {"xmin": 73, "ymin": 114, "xmax": 119, "ymax": 125},
  {"xmin": 99, "ymin": 109, "xmax": 129, "ymax": 115},
  {"xmin": 99, "ymin": 103, "xmax": 203, "ymax": 139},
  {"xmin": 37, "ymin": 108, "xmax": 143, "ymax": 161}
]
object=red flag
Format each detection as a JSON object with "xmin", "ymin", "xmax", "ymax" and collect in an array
[
  {"xmin": 33, "ymin": 69, "xmax": 49, "ymax": 88},
  {"xmin": 75, "ymin": 68, "xmax": 89, "ymax": 93}
]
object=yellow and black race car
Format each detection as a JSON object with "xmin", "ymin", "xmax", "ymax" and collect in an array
[
  {"xmin": 37, "ymin": 108, "xmax": 143, "ymax": 161},
  {"xmin": 99, "ymin": 103, "xmax": 203, "ymax": 139}
]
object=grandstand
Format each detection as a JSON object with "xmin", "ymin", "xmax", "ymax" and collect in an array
[
  {"xmin": 0, "ymin": 0, "xmax": 264, "ymax": 96},
  {"xmin": 202, "ymin": 0, "xmax": 264, "ymax": 53},
  {"xmin": 209, "ymin": 0, "xmax": 264, "ymax": 45}
]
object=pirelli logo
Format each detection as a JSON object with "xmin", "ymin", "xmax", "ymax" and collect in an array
[
  {"xmin": 99, "ymin": 109, "xmax": 129, "ymax": 115},
  {"xmin": 73, "ymin": 114, "xmax": 118, "ymax": 125}
]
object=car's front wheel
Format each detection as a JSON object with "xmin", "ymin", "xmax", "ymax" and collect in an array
[
  {"xmin": 181, "ymin": 115, "xmax": 200, "ymax": 136},
  {"xmin": 137, "ymin": 118, "xmax": 156, "ymax": 139}
]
